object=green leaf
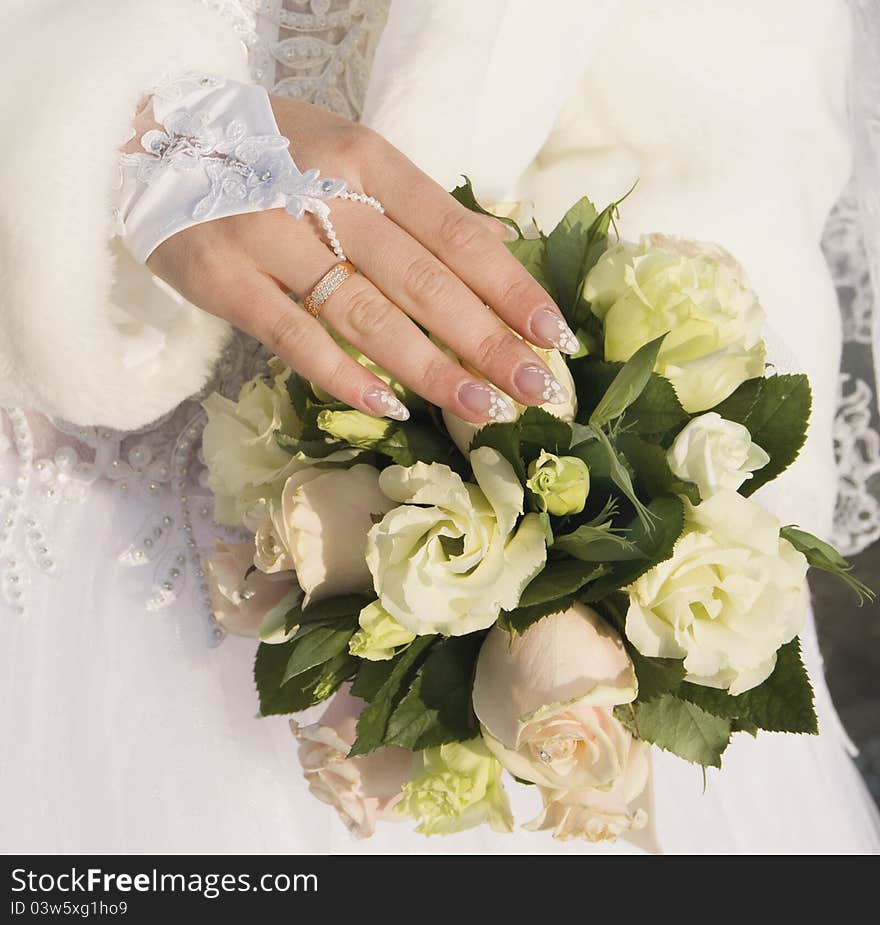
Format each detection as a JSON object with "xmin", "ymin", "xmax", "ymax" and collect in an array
[
  {"xmin": 384, "ymin": 636, "xmax": 482, "ymax": 749},
  {"xmin": 504, "ymin": 560, "xmax": 606, "ymax": 633},
  {"xmin": 450, "ymin": 175, "xmax": 523, "ymax": 238},
  {"xmin": 545, "ymin": 197, "xmax": 599, "ymax": 314},
  {"xmin": 519, "ymin": 560, "xmax": 607, "ymax": 607},
  {"xmin": 350, "ymin": 655, "xmax": 400, "ymax": 701},
  {"xmin": 349, "ymin": 635, "xmax": 436, "ymax": 756},
  {"xmin": 517, "ymin": 406, "xmax": 572, "ymax": 456},
  {"xmin": 287, "ymin": 594, "xmax": 372, "ymax": 633},
  {"xmin": 589, "ymin": 335, "xmax": 667, "ymax": 428},
  {"xmin": 255, "ymin": 645, "xmax": 355, "ymax": 716},
  {"xmin": 554, "ymin": 522, "xmax": 645, "ymax": 562},
  {"xmin": 506, "ymin": 237, "xmax": 555, "ymax": 297},
  {"xmin": 737, "ymin": 375, "xmax": 811, "ymax": 495},
  {"xmin": 781, "ymin": 526, "xmax": 875, "ymax": 604},
  {"xmin": 282, "ymin": 624, "xmax": 356, "ymax": 683},
  {"xmin": 617, "ymin": 433, "xmax": 698, "ymax": 502},
  {"xmin": 502, "ymin": 592, "xmax": 581, "ymax": 635},
  {"xmin": 376, "ymin": 421, "xmax": 459, "ymax": 467},
  {"xmin": 285, "ymin": 371, "xmax": 312, "ymax": 420},
  {"xmin": 469, "ymin": 422, "xmax": 526, "ymax": 481},
  {"xmin": 677, "ymin": 639, "xmax": 818, "ymax": 734},
  {"xmin": 581, "ymin": 495, "xmax": 684, "ymax": 601},
  {"xmin": 591, "ymin": 427, "xmax": 656, "ymax": 532},
  {"xmin": 711, "ymin": 377, "xmax": 763, "ymax": 424},
  {"xmin": 615, "ymin": 695, "xmax": 731, "ymax": 768},
  {"xmin": 275, "ymin": 431, "xmax": 349, "ymax": 459},
  {"xmin": 573, "ymin": 361, "xmax": 687, "ymax": 437}
]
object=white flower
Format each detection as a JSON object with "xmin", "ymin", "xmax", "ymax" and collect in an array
[
  {"xmin": 667, "ymin": 412, "xmax": 770, "ymax": 499},
  {"xmin": 626, "ymin": 491, "xmax": 808, "ymax": 695},
  {"xmin": 584, "ymin": 237, "xmax": 766, "ymax": 412},
  {"xmin": 366, "ymin": 447, "xmax": 547, "ymax": 636},
  {"xmin": 291, "ymin": 686, "xmax": 412, "ymax": 839},
  {"xmin": 472, "ymin": 603, "xmax": 638, "ymax": 790},
  {"xmin": 442, "ymin": 348, "xmax": 576, "ymax": 455},
  {"xmin": 281, "ymin": 464, "xmax": 396, "ymax": 605},
  {"xmin": 202, "ymin": 363, "xmax": 356, "ymax": 527},
  {"xmin": 525, "ymin": 741, "xmax": 650, "ymax": 842},
  {"xmin": 205, "ymin": 541, "xmax": 297, "ymax": 642}
]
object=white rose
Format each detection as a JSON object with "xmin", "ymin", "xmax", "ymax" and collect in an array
[
  {"xmin": 525, "ymin": 741, "xmax": 650, "ymax": 842},
  {"xmin": 205, "ymin": 541, "xmax": 298, "ymax": 642},
  {"xmin": 442, "ymin": 348, "xmax": 577, "ymax": 455},
  {"xmin": 202, "ymin": 363, "xmax": 356, "ymax": 527},
  {"xmin": 626, "ymin": 490, "xmax": 808, "ymax": 695},
  {"xmin": 366, "ymin": 446, "xmax": 547, "ymax": 636},
  {"xmin": 473, "ymin": 603, "xmax": 638, "ymax": 790},
  {"xmin": 667, "ymin": 412, "xmax": 770, "ymax": 499},
  {"xmin": 584, "ymin": 237, "xmax": 766, "ymax": 412},
  {"xmin": 291, "ymin": 686, "xmax": 412, "ymax": 838},
  {"xmin": 244, "ymin": 499, "xmax": 294, "ymax": 574},
  {"xmin": 280, "ymin": 464, "xmax": 396, "ymax": 605}
]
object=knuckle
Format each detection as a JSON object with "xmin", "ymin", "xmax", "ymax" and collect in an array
[
  {"xmin": 475, "ymin": 327, "xmax": 518, "ymax": 369},
  {"xmin": 342, "ymin": 284, "xmax": 395, "ymax": 340},
  {"xmin": 438, "ymin": 208, "xmax": 483, "ymax": 251},
  {"xmin": 402, "ymin": 256, "xmax": 451, "ymax": 302},
  {"xmin": 265, "ymin": 309, "xmax": 308, "ymax": 358},
  {"xmin": 420, "ymin": 357, "xmax": 456, "ymax": 397},
  {"xmin": 499, "ymin": 274, "xmax": 541, "ymax": 309},
  {"xmin": 332, "ymin": 123, "xmax": 382, "ymax": 163}
]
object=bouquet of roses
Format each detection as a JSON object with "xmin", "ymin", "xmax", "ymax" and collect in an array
[{"xmin": 202, "ymin": 183, "xmax": 871, "ymax": 842}]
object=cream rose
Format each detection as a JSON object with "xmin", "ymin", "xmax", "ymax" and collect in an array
[
  {"xmin": 473, "ymin": 603, "xmax": 638, "ymax": 790},
  {"xmin": 366, "ymin": 446, "xmax": 547, "ymax": 636},
  {"xmin": 205, "ymin": 541, "xmax": 298, "ymax": 642},
  {"xmin": 291, "ymin": 686, "xmax": 412, "ymax": 838},
  {"xmin": 203, "ymin": 362, "xmax": 357, "ymax": 527},
  {"xmin": 667, "ymin": 412, "xmax": 769, "ymax": 499},
  {"xmin": 280, "ymin": 464, "xmax": 396, "ymax": 605},
  {"xmin": 626, "ymin": 490, "xmax": 808, "ymax": 695},
  {"xmin": 442, "ymin": 347, "xmax": 577, "ymax": 455},
  {"xmin": 525, "ymin": 741, "xmax": 650, "ymax": 842},
  {"xmin": 584, "ymin": 237, "xmax": 766, "ymax": 412}
]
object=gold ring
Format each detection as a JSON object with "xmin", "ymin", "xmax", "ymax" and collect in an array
[{"xmin": 303, "ymin": 260, "xmax": 357, "ymax": 318}]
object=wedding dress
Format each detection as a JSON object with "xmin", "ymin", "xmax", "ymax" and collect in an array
[{"xmin": 1, "ymin": 0, "xmax": 878, "ymax": 854}]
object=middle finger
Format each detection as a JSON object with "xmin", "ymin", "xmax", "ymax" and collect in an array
[{"xmin": 338, "ymin": 204, "xmax": 571, "ymax": 408}]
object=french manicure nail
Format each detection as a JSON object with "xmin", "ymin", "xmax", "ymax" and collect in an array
[
  {"xmin": 364, "ymin": 386, "xmax": 410, "ymax": 421},
  {"xmin": 514, "ymin": 363, "xmax": 568, "ymax": 404},
  {"xmin": 458, "ymin": 381, "xmax": 517, "ymax": 423},
  {"xmin": 530, "ymin": 306, "xmax": 580, "ymax": 355}
]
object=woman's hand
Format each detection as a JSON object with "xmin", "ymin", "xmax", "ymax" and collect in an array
[{"xmin": 148, "ymin": 96, "xmax": 578, "ymax": 423}]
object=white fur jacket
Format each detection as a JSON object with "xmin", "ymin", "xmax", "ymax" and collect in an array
[{"xmin": 0, "ymin": 0, "xmax": 852, "ymax": 538}]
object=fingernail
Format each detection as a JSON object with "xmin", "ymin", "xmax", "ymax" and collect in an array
[
  {"xmin": 513, "ymin": 363, "xmax": 568, "ymax": 405},
  {"xmin": 364, "ymin": 386, "xmax": 410, "ymax": 421},
  {"xmin": 458, "ymin": 381, "xmax": 517, "ymax": 423},
  {"xmin": 530, "ymin": 306, "xmax": 580, "ymax": 355}
]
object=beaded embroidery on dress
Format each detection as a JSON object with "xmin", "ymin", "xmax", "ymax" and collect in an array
[{"xmin": 0, "ymin": 0, "xmax": 389, "ymax": 629}]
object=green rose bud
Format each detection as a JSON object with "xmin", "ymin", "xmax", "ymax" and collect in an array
[
  {"xmin": 526, "ymin": 451, "xmax": 590, "ymax": 516},
  {"xmin": 397, "ymin": 740, "xmax": 514, "ymax": 836},
  {"xmin": 349, "ymin": 601, "xmax": 416, "ymax": 661},
  {"xmin": 316, "ymin": 409, "xmax": 394, "ymax": 448}
]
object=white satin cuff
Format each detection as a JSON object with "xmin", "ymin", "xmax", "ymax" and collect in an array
[{"xmin": 118, "ymin": 74, "xmax": 352, "ymax": 263}]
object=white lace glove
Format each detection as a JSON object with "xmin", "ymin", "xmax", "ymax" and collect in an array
[{"xmin": 118, "ymin": 73, "xmax": 381, "ymax": 264}]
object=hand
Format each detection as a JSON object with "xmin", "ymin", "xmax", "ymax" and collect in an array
[{"xmin": 148, "ymin": 96, "xmax": 578, "ymax": 423}]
